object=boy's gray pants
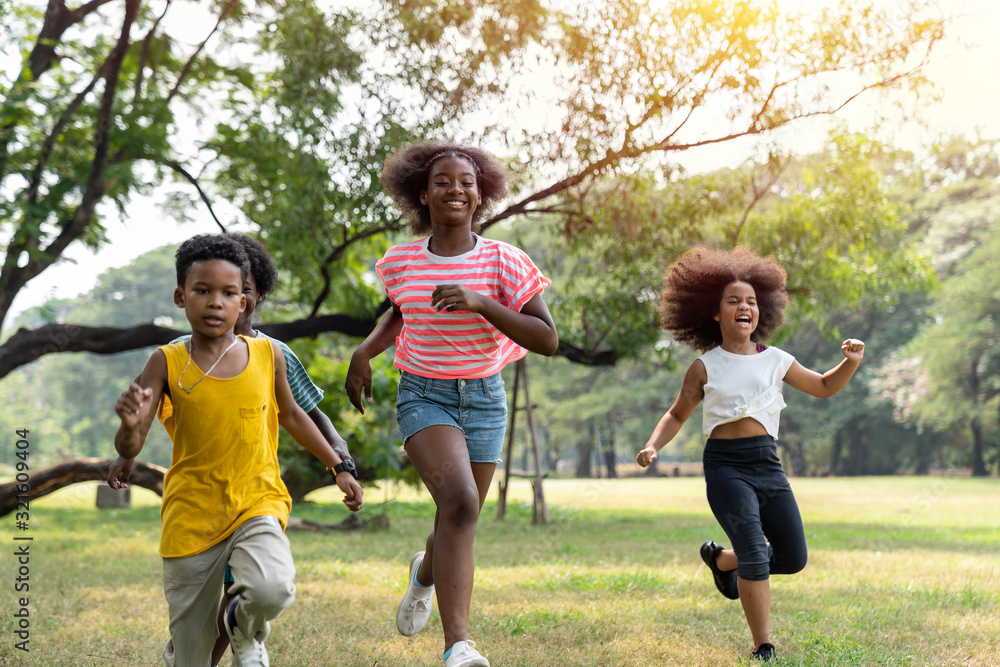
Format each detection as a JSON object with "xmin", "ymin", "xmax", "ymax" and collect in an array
[{"xmin": 161, "ymin": 515, "xmax": 296, "ymax": 666}]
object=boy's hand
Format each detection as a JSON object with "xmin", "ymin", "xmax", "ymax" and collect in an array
[
  {"xmin": 841, "ymin": 339, "xmax": 865, "ymax": 363},
  {"xmin": 345, "ymin": 352, "xmax": 373, "ymax": 415},
  {"xmin": 115, "ymin": 383, "xmax": 153, "ymax": 428},
  {"xmin": 335, "ymin": 472, "xmax": 363, "ymax": 512},
  {"xmin": 107, "ymin": 456, "xmax": 135, "ymax": 489},
  {"xmin": 636, "ymin": 446, "xmax": 658, "ymax": 468}
]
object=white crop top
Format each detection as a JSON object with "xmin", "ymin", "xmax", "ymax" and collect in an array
[{"xmin": 699, "ymin": 345, "xmax": 796, "ymax": 439}]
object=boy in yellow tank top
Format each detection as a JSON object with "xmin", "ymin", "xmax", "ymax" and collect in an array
[{"xmin": 110, "ymin": 234, "xmax": 363, "ymax": 667}]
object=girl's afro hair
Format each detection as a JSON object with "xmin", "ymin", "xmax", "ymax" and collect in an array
[
  {"xmin": 380, "ymin": 141, "xmax": 511, "ymax": 235},
  {"xmin": 660, "ymin": 246, "xmax": 788, "ymax": 352}
]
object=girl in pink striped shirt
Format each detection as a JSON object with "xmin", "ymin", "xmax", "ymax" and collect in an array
[{"xmin": 346, "ymin": 142, "xmax": 558, "ymax": 667}]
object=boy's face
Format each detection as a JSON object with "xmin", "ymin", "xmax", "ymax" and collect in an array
[
  {"xmin": 173, "ymin": 259, "xmax": 246, "ymax": 338},
  {"xmin": 235, "ymin": 272, "xmax": 262, "ymax": 330}
]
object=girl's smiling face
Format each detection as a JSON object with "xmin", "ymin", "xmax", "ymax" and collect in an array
[
  {"xmin": 419, "ymin": 155, "xmax": 482, "ymax": 228},
  {"xmin": 714, "ymin": 280, "xmax": 758, "ymax": 339}
]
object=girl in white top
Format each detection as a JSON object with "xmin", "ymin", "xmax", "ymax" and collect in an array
[
  {"xmin": 636, "ymin": 247, "xmax": 864, "ymax": 663},
  {"xmin": 346, "ymin": 141, "xmax": 558, "ymax": 667}
]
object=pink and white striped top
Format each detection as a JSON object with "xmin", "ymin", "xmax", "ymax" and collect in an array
[{"xmin": 376, "ymin": 234, "xmax": 551, "ymax": 379}]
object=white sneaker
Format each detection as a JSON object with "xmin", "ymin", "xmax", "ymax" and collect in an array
[
  {"xmin": 224, "ymin": 597, "xmax": 270, "ymax": 667},
  {"xmin": 444, "ymin": 640, "xmax": 490, "ymax": 667},
  {"xmin": 395, "ymin": 550, "xmax": 434, "ymax": 636}
]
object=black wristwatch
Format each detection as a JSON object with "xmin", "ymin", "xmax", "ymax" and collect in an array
[{"xmin": 330, "ymin": 459, "xmax": 358, "ymax": 480}]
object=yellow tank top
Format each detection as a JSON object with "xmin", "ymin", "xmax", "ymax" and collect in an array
[{"xmin": 157, "ymin": 335, "xmax": 291, "ymax": 558}]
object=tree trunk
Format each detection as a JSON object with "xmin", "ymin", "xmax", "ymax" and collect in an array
[
  {"xmin": 592, "ymin": 422, "xmax": 603, "ymax": 478},
  {"xmin": 0, "ymin": 458, "xmax": 166, "ymax": 517},
  {"xmin": 831, "ymin": 428, "xmax": 844, "ymax": 475},
  {"xmin": 576, "ymin": 425, "xmax": 593, "ymax": 478},
  {"xmin": 779, "ymin": 439, "xmax": 807, "ymax": 477},
  {"xmin": 970, "ymin": 418, "xmax": 987, "ymax": 476},
  {"xmin": 603, "ymin": 422, "xmax": 617, "ymax": 479},
  {"xmin": 842, "ymin": 427, "xmax": 868, "ymax": 476}
]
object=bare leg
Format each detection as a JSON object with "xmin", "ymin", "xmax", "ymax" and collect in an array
[
  {"xmin": 211, "ymin": 583, "xmax": 234, "ymax": 666},
  {"xmin": 737, "ymin": 577, "xmax": 771, "ymax": 651},
  {"xmin": 416, "ymin": 461, "xmax": 495, "ymax": 586},
  {"xmin": 717, "ymin": 548, "xmax": 737, "ymax": 572},
  {"xmin": 405, "ymin": 425, "xmax": 496, "ymax": 652}
]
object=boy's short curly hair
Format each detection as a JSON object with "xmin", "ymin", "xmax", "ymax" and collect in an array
[
  {"xmin": 175, "ymin": 234, "xmax": 250, "ymax": 288},
  {"xmin": 225, "ymin": 232, "xmax": 277, "ymax": 300},
  {"xmin": 660, "ymin": 246, "xmax": 788, "ymax": 352},
  {"xmin": 380, "ymin": 141, "xmax": 511, "ymax": 235}
]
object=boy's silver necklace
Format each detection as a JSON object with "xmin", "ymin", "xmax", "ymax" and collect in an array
[{"xmin": 177, "ymin": 337, "xmax": 239, "ymax": 394}]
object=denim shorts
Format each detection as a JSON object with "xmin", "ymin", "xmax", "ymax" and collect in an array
[{"xmin": 395, "ymin": 370, "xmax": 508, "ymax": 463}]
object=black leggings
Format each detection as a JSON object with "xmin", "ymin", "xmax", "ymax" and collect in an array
[{"xmin": 703, "ymin": 435, "xmax": 807, "ymax": 581}]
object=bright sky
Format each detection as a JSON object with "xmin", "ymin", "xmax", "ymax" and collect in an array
[{"xmin": 6, "ymin": 0, "xmax": 999, "ymax": 323}]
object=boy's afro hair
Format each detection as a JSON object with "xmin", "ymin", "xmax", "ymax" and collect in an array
[
  {"xmin": 659, "ymin": 246, "xmax": 788, "ymax": 352},
  {"xmin": 380, "ymin": 141, "xmax": 511, "ymax": 235},
  {"xmin": 175, "ymin": 234, "xmax": 251, "ymax": 288},
  {"xmin": 225, "ymin": 232, "xmax": 277, "ymax": 300}
]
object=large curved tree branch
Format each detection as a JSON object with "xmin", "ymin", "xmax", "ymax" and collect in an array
[
  {"xmin": 0, "ymin": 458, "xmax": 166, "ymax": 517},
  {"xmin": 485, "ymin": 27, "xmax": 937, "ymax": 233},
  {"xmin": 0, "ymin": 311, "xmax": 620, "ymax": 379},
  {"xmin": 0, "ymin": 313, "xmax": 379, "ymax": 379}
]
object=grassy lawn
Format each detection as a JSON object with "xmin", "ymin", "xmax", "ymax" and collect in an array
[{"xmin": 1, "ymin": 476, "xmax": 998, "ymax": 666}]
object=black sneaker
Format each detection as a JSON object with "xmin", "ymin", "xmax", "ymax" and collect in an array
[
  {"xmin": 700, "ymin": 540, "xmax": 739, "ymax": 600},
  {"xmin": 752, "ymin": 643, "xmax": 776, "ymax": 662}
]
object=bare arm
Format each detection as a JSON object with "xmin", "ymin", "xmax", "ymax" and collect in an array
[
  {"xmin": 431, "ymin": 288, "xmax": 559, "ymax": 356},
  {"xmin": 113, "ymin": 352, "xmax": 168, "ymax": 460},
  {"xmin": 636, "ymin": 360, "xmax": 706, "ymax": 467},
  {"xmin": 345, "ymin": 303, "xmax": 404, "ymax": 413},
  {"xmin": 307, "ymin": 406, "xmax": 351, "ymax": 462},
  {"xmin": 273, "ymin": 343, "xmax": 362, "ymax": 510},
  {"xmin": 783, "ymin": 339, "xmax": 865, "ymax": 398}
]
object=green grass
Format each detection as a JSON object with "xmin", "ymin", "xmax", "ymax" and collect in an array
[{"xmin": 1, "ymin": 477, "xmax": 998, "ymax": 666}]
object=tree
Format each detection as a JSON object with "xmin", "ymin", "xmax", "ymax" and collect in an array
[
  {"xmin": 2, "ymin": 0, "xmax": 946, "ymax": 378},
  {"xmin": 889, "ymin": 229, "xmax": 1000, "ymax": 476}
]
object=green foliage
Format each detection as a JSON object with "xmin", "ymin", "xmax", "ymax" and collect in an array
[
  {"xmin": 512, "ymin": 131, "xmax": 935, "ymax": 364},
  {"xmin": 742, "ymin": 132, "xmax": 936, "ymax": 334},
  {"xmin": 202, "ymin": 0, "xmax": 549, "ymax": 315},
  {"xmin": 0, "ymin": 0, "xmax": 966, "ymax": 481},
  {"xmin": 869, "ymin": 177, "xmax": 1000, "ymax": 475},
  {"xmin": 0, "ymin": 247, "xmax": 180, "ymax": 468},
  {"xmin": 895, "ymin": 228, "xmax": 1000, "ymax": 473}
]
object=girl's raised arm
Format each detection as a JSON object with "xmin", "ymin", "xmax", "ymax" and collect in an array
[{"xmin": 783, "ymin": 338, "xmax": 865, "ymax": 398}]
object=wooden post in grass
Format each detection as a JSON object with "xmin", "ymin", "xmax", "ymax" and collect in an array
[{"xmin": 497, "ymin": 358, "xmax": 548, "ymax": 524}]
